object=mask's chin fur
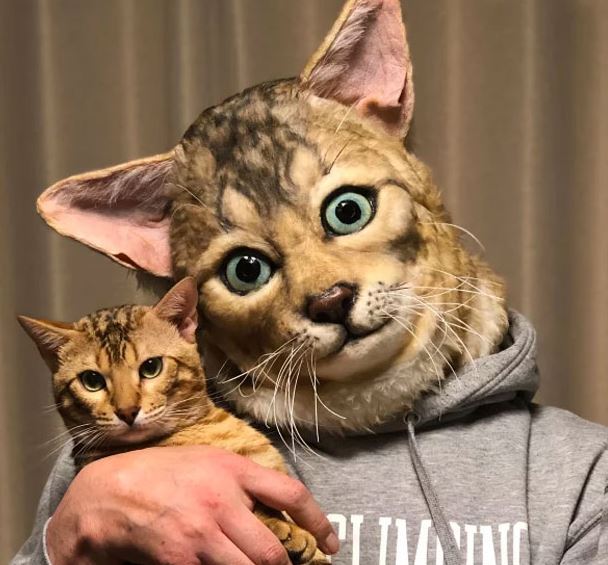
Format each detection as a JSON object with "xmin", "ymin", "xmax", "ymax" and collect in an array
[{"xmin": 207, "ymin": 273, "xmax": 507, "ymax": 435}]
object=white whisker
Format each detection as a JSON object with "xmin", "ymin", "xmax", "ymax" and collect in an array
[{"xmin": 422, "ymin": 221, "xmax": 486, "ymax": 252}]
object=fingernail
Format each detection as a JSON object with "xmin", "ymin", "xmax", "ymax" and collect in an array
[{"xmin": 322, "ymin": 532, "xmax": 339, "ymax": 554}]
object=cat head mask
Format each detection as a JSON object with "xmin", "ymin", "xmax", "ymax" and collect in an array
[{"xmin": 35, "ymin": 0, "xmax": 506, "ymax": 430}]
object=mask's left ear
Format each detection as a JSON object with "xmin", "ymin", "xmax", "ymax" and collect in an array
[
  {"xmin": 301, "ymin": 0, "xmax": 414, "ymax": 138},
  {"xmin": 37, "ymin": 151, "xmax": 175, "ymax": 277}
]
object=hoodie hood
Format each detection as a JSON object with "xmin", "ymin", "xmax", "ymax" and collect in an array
[
  {"xmin": 413, "ymin": 309, "xmax": 539, "ymax": 425},
  {"xmin": 358, "ymin": 310, "xmax": 539, "ymax": 565}
]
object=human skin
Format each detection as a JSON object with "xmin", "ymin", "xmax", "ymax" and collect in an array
[{"xmin": 46, "ymin": 446, "xmax": 339, "ymax": 565}]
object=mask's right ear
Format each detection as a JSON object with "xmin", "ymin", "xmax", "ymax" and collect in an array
[
  {"xmin": 37, "ymin": 151, "xmax": 175, "ymax": 277},
  {"xmin": 17, "ymin": 315, "xmax": 77, "ymax": 372}
]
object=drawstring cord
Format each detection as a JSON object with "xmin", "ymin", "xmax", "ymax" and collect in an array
[{"xmin": 406, "ymin": 413, "xmax": 463, "ymax": 565}]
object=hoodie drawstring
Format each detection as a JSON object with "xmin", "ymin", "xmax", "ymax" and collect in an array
[{"xmin": 406, "ymin": 414, "xmax": 463, "ymax": 565}]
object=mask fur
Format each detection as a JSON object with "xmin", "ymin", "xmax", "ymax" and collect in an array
[{"xmin": 35, "ymin": 0, "xmax": 508, "ymax": 434}]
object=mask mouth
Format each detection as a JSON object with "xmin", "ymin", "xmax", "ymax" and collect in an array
[
  {"xmin": 325, "ymin": 320, "xmax": 397, "ymax": 360},
  {"xmin": 335, "ymin": 319, "xmax": 391, "ymax": 353},
  {"xmin": 314, "ymin": 317, "xmax": 410, "ymax": 381}
]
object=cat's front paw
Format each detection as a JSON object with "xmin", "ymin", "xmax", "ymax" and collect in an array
[
  {"xmin": 256, "ymin": 509, "xmax": 328, "ymax": 564},
  {"xmin": 308, "ymin": 548, "xmax": 332, "ymax": 564}
]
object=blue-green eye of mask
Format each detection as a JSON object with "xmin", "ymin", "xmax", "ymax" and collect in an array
[
  {"xmin": 223, "ymin": 251, "xmax": 273, "ymax": 294},
  {"xmin": 322, "ymin": 188, "xmax": 376, "ymax": 236}
]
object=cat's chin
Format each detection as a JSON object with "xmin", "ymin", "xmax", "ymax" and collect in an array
[
  {"xmin": 102, "ymin": 423, "xmax": 168, "ymax": 445},
  {"xmin": 315, "ymin": 318, "xmax": 410, "ymax": 381}
]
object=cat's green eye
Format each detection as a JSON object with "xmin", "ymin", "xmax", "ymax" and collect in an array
[
  {"xmin": 78, "ymin": 370, "xmax": 106, "ymax": 392},
  {"xmin": 223, "ymin": 250, "xmax": 273, "ymax": 295},
  {"xmin": 139, "ymin": 357, "xmax": 163, "ymax": 379},
  {"xmin": 322, "ymin": 187, "xmax": 376, "ymax": 236}
]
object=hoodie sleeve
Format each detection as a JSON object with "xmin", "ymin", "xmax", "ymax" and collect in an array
[
  {"xmin": 10, "ymin": 445, "xmax": 76, "ymax": 565},
  {"xmin": 559, "ymin": 448, "xmax": 608, "ymax": 565}
]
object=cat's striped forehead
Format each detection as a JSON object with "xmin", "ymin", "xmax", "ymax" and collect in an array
[
  {"xmin": 75, "ymin": 305, "xmax": 147, "ymax": 364},
  {"xmin": 177, "ymin": 79, "xmax": 317, "ymax": 217}
]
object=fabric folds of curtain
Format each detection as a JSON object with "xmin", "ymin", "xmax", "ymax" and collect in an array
[{"xmin": 1, "ymin": 0, "xmax": 606, "ymax": 560}]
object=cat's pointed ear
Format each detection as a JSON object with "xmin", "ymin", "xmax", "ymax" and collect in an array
[
  {"xmin": 301, "ymin": 0, "xmax": 414, "ymax": 138},
  {"xmin": 153, "ymin": 277, "xmax": 199, "ymax": 343},
  {"xmin": 37, "ymin": 151, "xmax": 175, "ymax": 277},
  {"xmin": 17, "ymin": 315, "xmax": 77, "ymax": 372}
]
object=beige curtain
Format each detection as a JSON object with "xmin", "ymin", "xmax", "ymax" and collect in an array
[{"xmin": 1, "ymin": 0, "xmax": 607, "ymax": 560}]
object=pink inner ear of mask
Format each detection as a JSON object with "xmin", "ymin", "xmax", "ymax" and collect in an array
[
  {"xmin": 308, "ymin": 0, "xmax": 411, "ymax": 135},
  {"xmin": 38, "ymin": 154, "xmax": 174, "ymax": 277},
  {"xmin": 41, "ymin": 199, "xmax": 172, "ymax": 276},
  {"xmin": 343, "ymin": 2, "xmax": 407, "ymax": 107}
]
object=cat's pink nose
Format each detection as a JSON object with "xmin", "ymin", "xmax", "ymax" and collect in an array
[
  {"xmin": 116, "ymin": 407, "xmax": 140, "ymax": 426},
  {"xmin": 307, "ymin": 284, "xmax": 356, "ymax": 325}
]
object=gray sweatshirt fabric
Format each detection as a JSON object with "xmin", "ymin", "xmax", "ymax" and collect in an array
[{"xmin": 12, "ymin": 312, "xmax": 608, "ymax": 564}]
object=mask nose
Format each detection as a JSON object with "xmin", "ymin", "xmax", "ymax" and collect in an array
[
  {"xmin": 306, "ymin": 284, "xmax": 356, "ymax": 325},
  {"xmin": 115, "ymin": 406, "xmax": 140, "ymax": 426}
]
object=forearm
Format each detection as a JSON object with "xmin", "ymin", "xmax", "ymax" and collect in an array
[{"xmin": 14, "ymin": 445, "xmax": 335, "ymax": 565}]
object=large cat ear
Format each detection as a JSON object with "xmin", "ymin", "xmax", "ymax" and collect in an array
[
  {"xmin": 153, "ymin": 277, "xmax": 199, "ymax": 343},
  {"xmin": 37, "ymin": 151, "xmax": 175, "ymax": 277},
  {"xmin": 17, "ymin": 315, "xmax": 77, "ymax": 372},
  {"xmin": 301, "ymin": 0, "xmax": 414, "ymax": 138}
]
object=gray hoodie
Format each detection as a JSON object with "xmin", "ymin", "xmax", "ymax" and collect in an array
[{"xmin": 12, "ymin": 312, "xmax": 608, "ymax": 564}]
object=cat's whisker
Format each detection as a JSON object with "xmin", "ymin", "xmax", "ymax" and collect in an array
[
  {"xmin": 43, "ymin": 437, "xmax": 77, "ymax": 461},
  {"xmin": 384, "ymin": 285, "xmax": 484, "ymax": 377},
  {"xmin": 40, "ymin": 401, "xmax": 63, "ymax": 415},
  {"xmin": 38, "ymin": 423, "xmax": 94, "ymax": 451},
  {"xmin": 415, "ymin": 267, "xmax": 499, "ymax": 286},
  {"xmin": 390, "ymin": 285, "xmax": 503, "ymax": 302},
  {"xmin": 335, "ymin": 101, "xmax": 358, "ymax": 135},
  {"xmin": 307, "ymin": 348, "xmax": 321, "ymax": 442},
  {"xmin": 169, "ymin": 203, "xmax": 190, "ymax": 223},
  {"xmin": 266, "ymin": 341, "xmax": 314, "ymax": 459},
  {"xmin": 380, "ymin": 309, "xmax": 448, "ymax": 392},
  {"xmin": 407, "ymin": 295, "xmax": 480, "ymax": 382},
  {"xmin": 387, "ymin": 309, "xmax": 459, "ymax": 388},
  {"xmin": 385, "ymin": 292, "xmax": 488, "ymax": 319},
  {"xmin": 43, "ymin": 425, "xmax": 99, "ymax": 461},
  {"xmin": 285, "ymin": 344, "xmax": 321, "ymax": 460},
  {"xmin": 265, "ymin": 344, "xmax": 294, "ymax": 426},
  {"xmin": 416, "ymin": 266, "xmax": 504, "ymax": 298},
  {"xmin": 223, "ymin": 336, "xmax": 298, "ymax": 388},
  {"xmin": 388, "ymin": 279, "xmax": 471, "ymax": 295},
  {"xmin": 440, "ymin": 311, "xmax": 493, "ymax": 346},
  {"xmin": 74, "ymin": 430, "xmax": 105, "ymax": 459},
  {"xmin": 421, "ymin": 221, "xmax": 486, "ymax": 253},
  {"xmin": 173, "ymin": 182, "xmax": 207, "ymax": 209},
  {"xmin": 217, "ymin": 376, "xmax": 250, "ymax": 400},
  {"xmin": 277, "ymin": 341, "xmax": 343, "ymax": 460},
  {"xmin": 268, "ymin": 356, "xmax": 296, "ymax": 457},
  {"xmin": 83, "ymin": 429, "xmax": 109, "ymax": 456}
]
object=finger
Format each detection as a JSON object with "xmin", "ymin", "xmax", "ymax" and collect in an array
[
  {"xmin": 197, "ymin": 533, "xmax": 256, "ymax": 565},
  {"xmin": 219, "ymin": 509, "xmax": 290, "ymax": 565},
  {"xmin": 243, "ymin": 470, "xmax": 338, "ymax": 555}
]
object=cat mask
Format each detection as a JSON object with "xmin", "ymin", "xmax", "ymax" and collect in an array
[{"xmin": 33, "ymin": 0, "xmax": 507, "ymax": 431}]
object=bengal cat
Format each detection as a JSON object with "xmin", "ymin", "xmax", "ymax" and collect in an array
[{"xmin": 18, "ymin": 278, "xmax": 328, "ymax": 565}]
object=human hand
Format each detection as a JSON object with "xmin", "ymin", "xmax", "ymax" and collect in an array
[{"xmin": 46, "ymin": 445, "xmax": 338, "ymax": 565}]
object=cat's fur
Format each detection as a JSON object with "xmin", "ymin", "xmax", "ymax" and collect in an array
[
  {"xmin": 18, "ymin": 278, "xmax": 327, "ymax": 564},
  {"xmin": 34, "ymin": 0, "xmax": 508, "ymax": 435}
]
